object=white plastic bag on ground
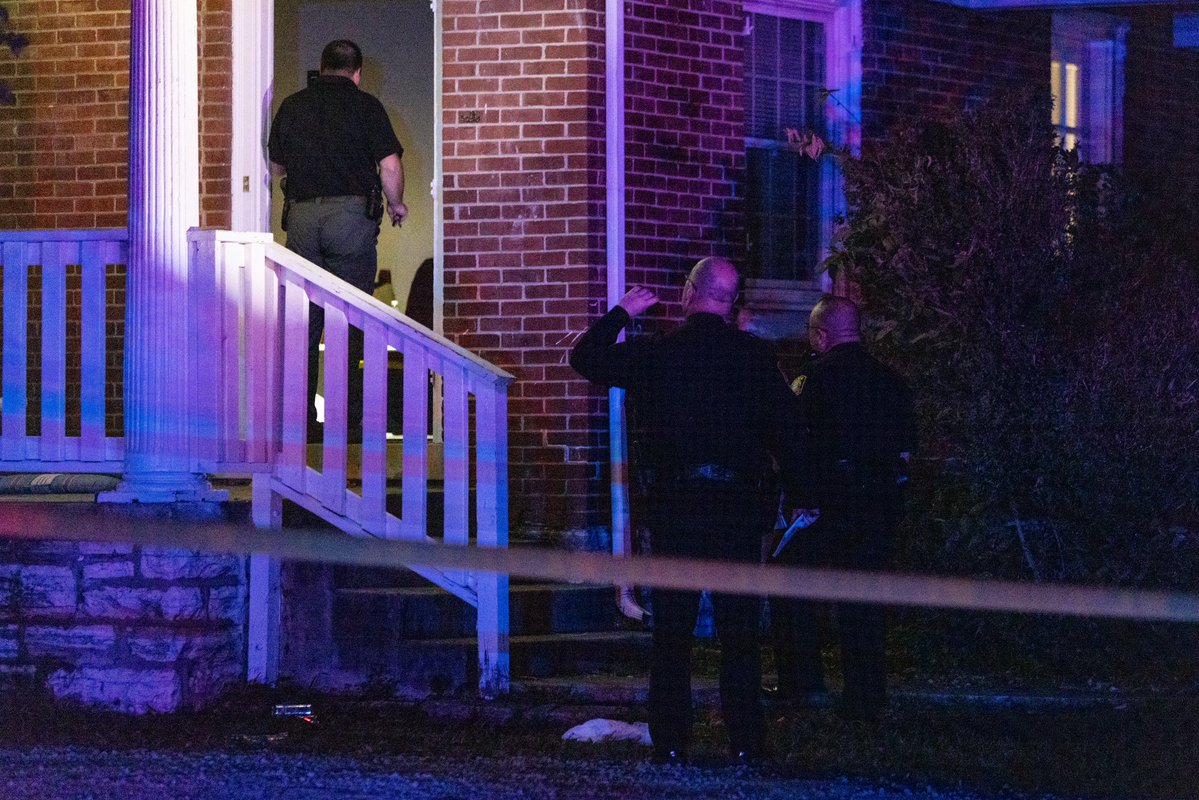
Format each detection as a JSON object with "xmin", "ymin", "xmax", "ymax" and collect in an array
[{"xmin": 562, "ymin": 718, "xmax": 652, "ymax": 746}]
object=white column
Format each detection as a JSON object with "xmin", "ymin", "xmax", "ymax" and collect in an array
[{"xmin": 102, "ymin": 0, "xmax": 223, "ymax": 502}]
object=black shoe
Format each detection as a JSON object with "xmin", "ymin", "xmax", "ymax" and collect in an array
[{"xmin": 650, "ymin": 748, "xmax": 688, "ymax": 766}]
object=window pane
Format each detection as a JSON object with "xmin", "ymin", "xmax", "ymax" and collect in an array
[
  {"xmin": 744, "ymin": 14, "xmax": 826, "ymax": 282},
  {"xmin": 745, "ymin": 147, "xmax": 821, "ymax": 281},
  {"xmin": 1051, "ymin": 60, "xmax": 1062, "ymax": 126},
  {"xmin": 1064, "ymin": 63, "xmax": 1080, "ymax": 128}
]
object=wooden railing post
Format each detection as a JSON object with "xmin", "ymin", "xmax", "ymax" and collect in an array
[{"xmin": 475, "ymin": 382, "xmax": 510, "ymax": 697}]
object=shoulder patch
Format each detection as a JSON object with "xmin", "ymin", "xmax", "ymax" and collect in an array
[{"xmin": 790, "ymin": 375, "xmax": 806, "ymax": 395}]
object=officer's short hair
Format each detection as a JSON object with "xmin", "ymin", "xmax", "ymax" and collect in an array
[{"xmin": 321, "ymin": 40, "xmax": 363, "ymax": 74}]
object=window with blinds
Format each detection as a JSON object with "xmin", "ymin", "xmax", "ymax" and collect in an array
[{"xmin": 744, "ymin": 12, "xmax": 825, "ymax": 282}]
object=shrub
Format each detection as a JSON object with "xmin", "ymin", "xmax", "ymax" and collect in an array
[{"xmin": 826, "ymin": 88, "xmax": 1199, "ymax": 588}]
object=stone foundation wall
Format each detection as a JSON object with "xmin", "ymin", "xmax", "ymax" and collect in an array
[{"xmin": 0, "ymin": 540, "xmax": 247, "ymax": 713}]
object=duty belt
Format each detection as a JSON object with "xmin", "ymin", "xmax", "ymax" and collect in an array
[{"xmin": 295, "ymin": 195, "xmax": 367, "ymax": 204}]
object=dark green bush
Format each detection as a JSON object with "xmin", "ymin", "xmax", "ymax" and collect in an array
[{"xmin": 827, "ymin": 89, "xmax": 1199, "ymax": 588}]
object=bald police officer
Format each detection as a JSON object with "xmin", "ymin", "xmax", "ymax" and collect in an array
[
  {"xmin": 570, "ymin": 257, "xmax": 806, "ymax": 764},
  {"xmin": 771, "ymin": 295, "xmax": 916, "ymax": 722}
]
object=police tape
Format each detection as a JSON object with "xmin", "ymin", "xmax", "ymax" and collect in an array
[{"xmin": 1, "ymin": 504, "xmax": 1197, "ymax": 622}]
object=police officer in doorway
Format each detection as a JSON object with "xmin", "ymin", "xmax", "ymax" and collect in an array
[
  {"xmin": 268, "ymin": 39, "xmax": 408, "ymax": 439},
  {"xmin": 570, "ymin": 257, "xmax": 806, "ymax": 764},
  {"xmin": 770, "ymin": 294, "xmax": 916, "ymax": 722}
]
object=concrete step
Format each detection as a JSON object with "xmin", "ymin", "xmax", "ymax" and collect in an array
[{"xmin": 334, "ymin": 581, "xmax": 620, "ymax": 640}]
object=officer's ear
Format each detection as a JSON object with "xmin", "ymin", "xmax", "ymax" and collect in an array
[{"xmin": 351, "ymin": 68, "xmax": 362, "ymax": 86}]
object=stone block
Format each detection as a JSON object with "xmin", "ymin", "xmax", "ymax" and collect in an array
[
  {"xmin": 160, "ymin": 587, "xmax": 206, "ymax": 621},
  {"xmin": 18, "ymin": 565, "xmax": 77, "ymax": 614},
  {"xmin": 83, "ymin": 586, "xmax": 205, "ymax": 621},
  {"xmin": 140, "ymin": 549, "xmax": 242, "ymax": 581},
  {"xmin": 0, "ymin": 540, "xmax": 78, "ymax": 561},
  {"xmin": 128, "ymin": 632, "xmax": 187, "ymax": 663},
  {"xmin": 80, "ymin": 542, "xmax": 135, "ymax": 557},
  {"xmin": 128, "ymin": 628, "xmax": 237, "ymax": 664},
  {"xmin": 207, "ymin": 584, "xmax": 246, "ymax": 623},
  {"xmin": 83, "ymin": 561, "xmax": 135, "ymax": 582},
  {"xmin": 24, "ymin": 624, "xmax": 116, "ymax": 658},
  {"xmin": 0, "ymin": 624, "xmax": 18, "ymax": 660},
  {"xmin": 47, "ymin": 666, "xmax": 183, "ymax": 713},
  {"xmin": 0, "ymin": 566, "xmax": 16, "ymax": 608},
  {"xmin": 188, "ymin": 655, "xmax": 242, "ymax": 707}
]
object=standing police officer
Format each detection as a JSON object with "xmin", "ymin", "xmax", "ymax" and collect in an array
[
  {"xmin": 268, "ymin": 39, "xmax": 408, "ymax": 439},
  {"xmin": 570, "ymin": 257, "xmax": 806, "ymax": 764},
  {"xmin": 770, "ymin": 294, "xmax": 916, "ymax": 722}
]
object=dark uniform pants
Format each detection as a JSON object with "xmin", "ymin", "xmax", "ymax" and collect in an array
[
  {"xmin": 648, "ymin": 484, "xmax": 768, "ymax": 756},
  {"xmin": 771, "ymin": 501, "xmax": 897, "ymax": 717},
  {"xmin": 285, "ymin": 196, "xmax": 380, "ymax": 431}
]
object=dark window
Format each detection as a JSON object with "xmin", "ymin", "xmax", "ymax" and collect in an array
[{"xmin": 745, "ymin": 13, "xmax": 825, "ymax": 281}]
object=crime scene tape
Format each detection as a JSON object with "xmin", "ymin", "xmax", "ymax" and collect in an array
[{"xmin": 1, "ymin": 504, "xmax": 1197, "ymax": 622}]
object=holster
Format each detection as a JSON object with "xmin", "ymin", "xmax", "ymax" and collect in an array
[
  {"xmin": 366, "ymin": 185, "xmax": 384, "ymax": 222},
  {"xmin": 280, "ymin": 177, "xmax": 293, "ymax": 232}
]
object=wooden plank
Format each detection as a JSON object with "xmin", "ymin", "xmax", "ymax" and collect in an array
[
  {"xmin": 401, "ymin": 338, "xmax": 429, "ymax": 540},
  {"xmin": 247, "ymin": 473, "xmax": 282, "ymax": 685},
  {"xmin": 79, "ymin": 240, "xmax": 112, "ymax": 460},
  {"xmin": 262, "ymin": 254, "xmax": 281, "ymax": 463},
  {"xmin": 320, "ymin": 302, "xmax": 349, "ymax": 514},
  {"xmin": 360, "ymin": 319, "xmax": 388, "ymax": 532},
  {"xmin": 39, "ymin": 240, "xmax": 70, "ymax": 462},
  {"xmin": 475, "ymin": 384, "xmax": 509, "ymax": 550},
  {"xmin": 243, "ymin": 239, "xmax": 268, "ymax": 463},
  {"xmin": 475, "ymin": 380, "xmax": 511, "ymax": 697},
  {"xmin": 187, "ymin": 232, "xmax": 221, "ymax": 466},
  {"xmin": 278, "ymin": 279, "xmax": 308, "ymax": 488},
  {"xmin": 442, "ymin": 364, "xmax": 470, "ymax": 547},
  {"xmin": 219, "ymin": 240, "xmax": 242, "ymax": 463},
  {"xmin": 2, "ymin": 242, "xmax": 31, "ymax": 458}
]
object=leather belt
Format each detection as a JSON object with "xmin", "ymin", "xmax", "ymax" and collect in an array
[{"xmin": 295, "ymin": 195, "xmax": 366, "ymax": 204}]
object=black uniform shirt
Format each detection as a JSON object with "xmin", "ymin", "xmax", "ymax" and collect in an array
[
  {"xmin": 267, "ymin": 75, "xmax": 403, "ymax": 201},
  {"xmin": 569, "ymin": 306, "xmax": 806, "ymax": 501},
  {"xmin": 792, "ymin": 342, "xmax": 916, "ymax": 507}
]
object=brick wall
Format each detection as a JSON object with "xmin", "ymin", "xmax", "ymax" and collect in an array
[
  {"xmin": 623, "ymin": 0, "xmax": 746, "ymax": 314},
  {"xmin": 440, "ymin": 0, "xmax": 607, "ymax": 533},
  {"xmin": 0, "ymin": 1, "xmax": 232, "ymax": 229},
  {"xmin": 860, "ymin": 0, "xmax": 1049, "ymax": 145},
  {"xmin": 1122, "ymin": 7, "xmax": 1199, "ymax": 196},
  {"xmin": 0, "ymin": 2, "xmax": 230, "ymax": 439}
]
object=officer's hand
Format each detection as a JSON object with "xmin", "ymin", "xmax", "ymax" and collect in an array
[
  {"xmin": 389, "ymin": 201, "xmax": 409, "ymax": 227},
  {"xmin": 617, "ymin": 286, "xmax": 659, "ymax": 317}
]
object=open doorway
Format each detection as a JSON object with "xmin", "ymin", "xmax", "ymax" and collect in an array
[{"xmin": 272, "ymin": 0, "xmax": 436, "ymax": 322}]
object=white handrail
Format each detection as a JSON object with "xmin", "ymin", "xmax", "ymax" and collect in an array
[{"xmin": 191, "ymin": 229, "xmax": 513, "ymax": 695}]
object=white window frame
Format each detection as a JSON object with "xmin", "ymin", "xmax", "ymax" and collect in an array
[
  {"xmin": 1052, "ymin": 11, "xmax": 1127, "ymax": 165},
  {"xmin": 741, "ymin": 0, "xmax": 861, "ymax": 335}
]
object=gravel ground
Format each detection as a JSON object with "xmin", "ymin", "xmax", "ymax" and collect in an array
[{"xmin": 0, "ymin": 745, "xmax": 1016, "ymax": 800}]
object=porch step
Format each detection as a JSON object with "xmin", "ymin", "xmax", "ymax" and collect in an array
[
  {"xmin": 334, "ymin": 630, "xmax": 651, "ymax": 695},
  {"xmin": 335, "ymin": 581, "xmax": 620, "ymax": 640}
]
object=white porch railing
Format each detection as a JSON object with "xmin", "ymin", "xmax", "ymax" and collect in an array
[
  {"xmin": 190, "ymin": 230, "xmax": 514, "ymax": 696},
  {"xmin": 0, "ymin": 227, "xmax": 514, "ymax": 697},
  {"xmin": 0, "ymin": 230, "xmax": 127, "ymax": 472}
]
